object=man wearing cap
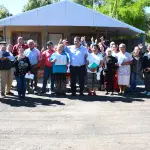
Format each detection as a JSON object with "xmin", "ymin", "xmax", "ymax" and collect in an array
[
  {"xmin": 13, "ymin": 37, "xmax": 28, "ymax": 56},
  {"xmin": 41, "ymin": 41, "xmax": 55, "ymax": 94},
  {"xmin": 24, "ymin": 39, "xmax": 40, "ymax": 94},
  {"xmin": 0, "ymin": 41, "xmax": 14, "ymax": 97}
]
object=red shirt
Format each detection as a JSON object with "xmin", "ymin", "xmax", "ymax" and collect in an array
[
  {"xmin": 13, "ymin": 44, "xmax": 28, "ymax": 56},
  {"xmin": 42, "ymin": 49, "xmax": 55, "ymax": 67}
]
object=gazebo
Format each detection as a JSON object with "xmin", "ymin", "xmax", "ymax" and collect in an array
[{"xmin": 0, "ymin": 0, "xmax": 145, "ymax": 49}]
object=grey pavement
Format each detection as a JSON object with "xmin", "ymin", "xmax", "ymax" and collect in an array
[{"xmin": 0, "ymin": 81, "xmax": 150, "ymax": 150}]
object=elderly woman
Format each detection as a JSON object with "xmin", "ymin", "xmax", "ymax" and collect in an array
[
  {"xmin": 103, "ymin": 48, "xmax": 118, "ymax": 95},
  {"xmin": 131, "ymin": 46, "xmax": 143, "ymax": 92},
  {"xmin": 112, "ymin": 44, "xmax": 119, "ymax": 92},
  {"xmin": 50, "ymin": 44, "xmax": 69, "ymax": 96},
  {"xmin": 142, "ymin": 44, "xmax": 150, "ymax": 96},
  {"xmin": 86, "ymin": 44, "xmax": 103, "ymax": 96},
  {"xmin": 117, "ymin": 43, "xmax": 133, "ymax": 95}
]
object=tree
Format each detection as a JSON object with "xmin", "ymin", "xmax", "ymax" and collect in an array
[
  {"xmin": 97, "ymin": 0, "xmax": 150, "ymax": 31},
  {"xmin": 0, "ymin": 5, "xmax": 12, "ymax": 19},
  {"xmin": 23, "ymin": 0, "xmax": 53, "ymax": 12},
  {"xmin": 73, "ymin": 0, "xmax": 103, "ymax": 8}
]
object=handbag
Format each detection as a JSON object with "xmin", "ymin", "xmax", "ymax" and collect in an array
[{"xmin": 0, "ymin": 59, "xmax": 13, "ymax": 70}]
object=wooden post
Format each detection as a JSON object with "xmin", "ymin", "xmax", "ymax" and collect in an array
[
  {"xmin": 105, "ymin": 27, "xmax": 108, "ymax": 40},
  {"xmin": 44, "ymin": 26, "xmax": 49, "ymax": 49},
  {"xmin": 68, "ymin": 26, "xmax": 71, "ymax": 44}
]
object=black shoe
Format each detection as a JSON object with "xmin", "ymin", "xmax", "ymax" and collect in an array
[
  {"xmin": 41, "ymin": 91, "xmax": 46, "ymax": 94},
  {"xmin": 18, "ymin": 94, "xmax": 22, "ymax": 99},
  {"xmin": 71, "ymin": 93, "xmax": 76, "ymax": 96},
  {"xmin": 118, "ymin": 92, "xmax": 123, "ymax": 95},
  {"xmin": 111, "ymin": 92, "xmax": 114, "ymax": 95},
  {"xmin": 79, "ymin": 93, "xmax": 85, "ymax": 96},
  {"xmin": 105, "ymin": 92, "xmax": 109, "ymax": 95},
  {"xmin": 6, "ymin": 92, "xmax": 14, "ymax": 96},
  {"xmin": 56, "ymin": 92, "xmax": 60, "ymax": 96},
  {"xmin": 61, "ymin": 93, "xmax": 66, "ymax": 96},
  {"xmin": 34, "ymin": 91, "xmax": 38, "ymax": 94}
]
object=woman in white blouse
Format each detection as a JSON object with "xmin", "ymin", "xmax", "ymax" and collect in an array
[{"xmin": 117, "ymin": 43, "xmax": 133, "ymax": 95}]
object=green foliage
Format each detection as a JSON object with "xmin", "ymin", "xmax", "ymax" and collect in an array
[
  {"xmin": 146, "ymin": 31, "xmax": 150, "ymax": 43},
  {"xmin": 73, "ymin": 0, "xmax": 103, "ymax": 8},
  {"xmin": 23, "ymin": 0, "xmax": 52, "ymax": 12},
  {"xmin": 79, "ymin": 0, "xmax": 150, "ymax": 31},
  {"xmin": 0, "ymin": 5, "xmax": 12, "ymax": 19},
  {"xmin": 99, "ymin": 0, "xmax": 150, "ymax": 31}
]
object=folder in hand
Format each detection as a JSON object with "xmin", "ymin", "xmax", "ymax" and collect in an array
[
  {"xmin": 88, "ymin": 62, "xmax": 98, "ymax": 69},
  {"xmin": 25, "ymin": 73, "xmax": 34, "ymax": 80}
]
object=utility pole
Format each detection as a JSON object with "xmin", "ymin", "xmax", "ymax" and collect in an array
[
  {"xmin": 93, "ymin": 0, "xmax": 94, "ymax": 10},
  {"xmin": 111, "ymin": 0, "xmax": 119, "ymax": 19}
]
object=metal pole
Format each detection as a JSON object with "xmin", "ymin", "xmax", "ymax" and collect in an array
[
  {"xmin": 3, "ymin": 26, "xmax": 6, "ymax": 41},
  {"xmin": 93, "ymin": 0, "xmax": 94, "ymax": 10}
]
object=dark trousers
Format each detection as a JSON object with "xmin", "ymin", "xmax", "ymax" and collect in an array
[
  {"xmin": 104, "ymin": 73, "xmax": 115, "ymax": 92},
  {"xmin": 42, "ymin": 66, "xmax": 54, "ymax": 92},
  {"xmin": 131, "ymin": 72, "xmax": 137, "ymax": 91},
  {"xmin": 70, "ymin": 65, "xmax": 86, "ymax": 94},
  {"xmin": 54, "ymin": 73, "xmax": 66, "ymax": 93},
  {"xmin": 144, "ymin": 73, "xmax": 150, "ymax": 92},
  {"xmin": 16, "ymin": 76, "xmax": 26, "ymax": 97},
  {"xmin": 27, "ymin": 66, "xmax": 38, "ymax": 92}
]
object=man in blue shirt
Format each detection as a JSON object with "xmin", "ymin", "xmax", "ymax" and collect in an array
[
  {"xmin": 24, "ymin": 39, "xmax": 40, "ymax": 94},
  {"xmin": 66, "ymin": 36, "xmax": 88, "ymax": 96}
]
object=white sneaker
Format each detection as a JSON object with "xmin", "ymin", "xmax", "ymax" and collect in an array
[
  {"xmin": 147, "ymin": 92, "xmax": 150, "ymax": 96},
  {"xmin": 141, "ymin": 91, "xmax": 147, "ymax": 94}
]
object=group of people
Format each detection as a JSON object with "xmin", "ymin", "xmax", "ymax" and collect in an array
[{"xmin": 0, "ymin": 36, "xmax": 150, "ymax": 99}]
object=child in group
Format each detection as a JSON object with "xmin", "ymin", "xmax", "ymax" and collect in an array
[
  {"xmin": 86, "ymin": 44, "xmax": 103, "ymax": 96},
  {"xmin": 50, "ymin": 44, "xmax": 69, "ymax": 96}
]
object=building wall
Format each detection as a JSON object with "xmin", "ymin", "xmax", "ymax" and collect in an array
[{"xmin": 5, "ymin": 26, "xmax": 108, "ymax": 47}]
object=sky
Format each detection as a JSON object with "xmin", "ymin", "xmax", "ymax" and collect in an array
[
  {"xmin": 1, "ymin": 0, "xmax": 28, "ymax": 15},
  {"xmin": 1, "ymin": 0, "xmax": 150, "ymax": 15}
]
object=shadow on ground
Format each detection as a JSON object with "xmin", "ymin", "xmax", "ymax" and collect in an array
[
  {"xmin": 75, "ymin": 95, "xmax": 145, "ymax": 103},
  {"xmin": 0, "ymin": 96, "xmax": 65, "ymax": 107}
]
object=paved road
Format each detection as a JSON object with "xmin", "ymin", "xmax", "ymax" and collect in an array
[{"xmin": 0, "ymin": 83, "xmax": 150, "ymax": 150}]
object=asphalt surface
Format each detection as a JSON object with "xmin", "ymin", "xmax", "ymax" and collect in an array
[{"xmin": 0, "ymin": 82, "xmax": 150, "ymax": 150}]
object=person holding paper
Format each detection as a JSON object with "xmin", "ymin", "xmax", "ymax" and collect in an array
[
  {"xmin": 50, "ymin": 44, "xmax": 69, "ymax": 96},
  {"xmin": 24, "ymin": 39, "xmax": 40, "ymax": 94},
  {"xmin": 117, "ymin": 43, "xmax": 133, "ymax": 95},
  {"xmin": 103, "ymin": 48, "xmax": 118, "ymax": 95},
  {"xmin": 86, "ymin": 44, "xmax": 103, "ymax": 96},
  {"xmin": 13, "ymin": 47, "xmax": 31, "ymax": 99}
]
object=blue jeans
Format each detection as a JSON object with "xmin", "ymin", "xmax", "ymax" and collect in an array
[
  {"xmin": 42, "ymin": 66, "xmax": 54, "ymax": 92},
  {"xmin": 130, "ymin": 73, "xmax": 137, "ymax": 91},
  {"xmin": 16, "ymin": 76, "xmax": 26, "ymax": 97}
]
